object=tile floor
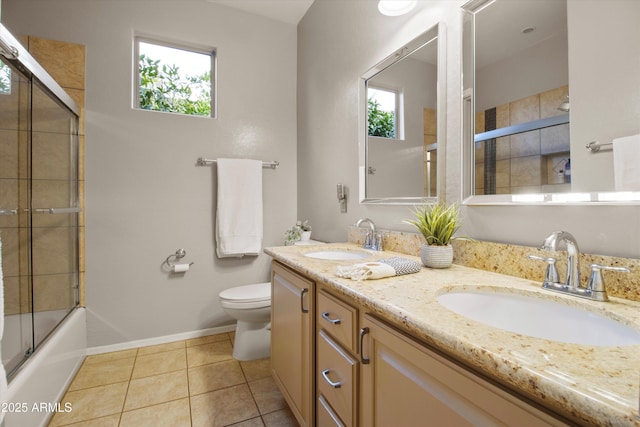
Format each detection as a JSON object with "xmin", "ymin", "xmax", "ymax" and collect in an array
[{"xmin": 48, "ymin": 332, "xmax": 298, "ymax": 427}]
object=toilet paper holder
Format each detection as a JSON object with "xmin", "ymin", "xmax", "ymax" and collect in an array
[{"xmin": 165, "ymin": 249, "xmax": 195, "ymax": 269}]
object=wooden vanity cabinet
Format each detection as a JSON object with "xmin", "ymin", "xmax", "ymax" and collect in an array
[
  {"xmin": 271, "ymin": 261, "xmax": 315, "ymax": 427},
  {"xmin": 271, "ymin": 261, "xmax": 567, "ymax": 427},
  {"xmin": 316, "ymin": 289, "xmax": 359, "ymax": 427},
  {"xmin": 359, "ymin": 314, "xmax": 566, "ymax": 427}
]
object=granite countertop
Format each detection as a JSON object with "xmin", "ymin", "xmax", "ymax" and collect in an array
[{"xmin": 265, "ymin": 243, "xmax": 640, "ymax": 427}]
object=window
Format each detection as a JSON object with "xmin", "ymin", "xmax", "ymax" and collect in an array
[
  {"xmin": 367, "ymin": 87, "xmax": 398, "ymax": 138},
  {"xmin": 0, "ymin": 60, "xmax": 11, "ymax": 95},
  {"xmin": 134, "ymin": 37, "xmax": 215, "ymax": 117}
]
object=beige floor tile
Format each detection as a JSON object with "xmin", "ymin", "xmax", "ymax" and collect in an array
[
  {"xmin": 186, "ymin": 332, "xmax": 231, "ymax": 347},
  {"xmin": 124, "ymin": 370, "xmax": 189, "ymax": 410},
  {"xmin": 249, "ymin": 377, "xmax": 287, "ymax": 415},
  {"xmin": 54, "ymin": 413, "xmax": 121, "ymax": 426},
  {"xmin": 190, "ymin": 384, "xmax": 259, "ymax": 427},
  {"xmin": 69, "ymin": 357, "xmax": 135, "ymax": 391},
  {"xmin": 132, "ymin": 348, "xmax": 187, "ymax": 379},
  {"xmin": 188, "ymin": 359, "xmax": 246, "ymax": 395},
  {"xmin": 240, "ymin": 358, "xmax": 271, "ymax": 382},
  {"xmin": 49, "ymin": 382, "xmax": 128, "ymax": 426},
  {"xmin": 228, "ymin": 417, "xmax": 266, "ymax": 427},
  {"xmin": 137, "ymin": 340, "xmax": 185, "ymax": 356},
  {"xmin": 186, "ymin": 340, "xmax": 233, "ymax": 367},
  {"xmin": 120, "ymin": 398, "xmax": 191, "ymax": 427},
  {"xmin": 262, "ymin": 407, "xmax": 299, "ymax": 427},
  {"xmin": 83, "ymin": 349, "xmax": 137, "ymax": 364}
]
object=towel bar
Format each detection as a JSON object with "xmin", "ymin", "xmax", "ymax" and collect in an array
[
  {"xmin": 586, "ymin": 141, "xmax": 613, "ymax": 153},
  {"xmin": 197, "ymin": 157, "xmax": 279, "ymax": 169}
]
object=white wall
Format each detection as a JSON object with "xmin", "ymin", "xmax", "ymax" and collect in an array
[
  {"xmin": 298, "ymin": 0, "xmax": 640, "ymax": 259},
  {"xmin": 3, "ymin": 0, "xmax": 297, "ymax": 346}
]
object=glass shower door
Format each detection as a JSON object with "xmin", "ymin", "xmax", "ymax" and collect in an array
[
  {"xmin": 30, "ymin": 79, "xmax": 79, "ymax": 350},
  {"xmin": 0, "ymin": 58, "xmax": 34, "ymax": 375}
]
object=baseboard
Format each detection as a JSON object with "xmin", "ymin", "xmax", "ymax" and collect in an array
[{"xmin": 86, "ymin": 323, "xmax": 237, "ymax": 355}]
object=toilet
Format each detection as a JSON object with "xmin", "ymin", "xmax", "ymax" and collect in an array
[{"xmin": 219, "ymin": 282, "xmax": 271, "ymax": 361}]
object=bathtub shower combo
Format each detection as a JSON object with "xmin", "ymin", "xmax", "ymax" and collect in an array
[{"xmin": 0, "ymin": 24, "xmax": 86, "ymax": 427}]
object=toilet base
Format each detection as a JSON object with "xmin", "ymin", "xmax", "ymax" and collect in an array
[{"xmin": 232, "ymin": 320, "xmax": 271, "ymax": 361}]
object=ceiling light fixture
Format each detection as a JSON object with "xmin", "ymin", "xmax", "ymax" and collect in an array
[{"xmin": 378, "ymin": 0, "xmax": 417, "ymax": 16}]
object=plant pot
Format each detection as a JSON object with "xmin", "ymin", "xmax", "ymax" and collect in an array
[
  {"xmin": 420, "ymin": 244, "xmax": 453, "ymax": 268},
  {"xmin": 300, "ymin": 231, "xmax": 312, "ymax": 241}
]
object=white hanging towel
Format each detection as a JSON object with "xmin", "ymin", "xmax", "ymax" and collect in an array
[
  {"xmin": 0, "ymin": 236, "xmax": 7, "ymax": 425},
  {"xmin": 216, "ymin": 159, "xmax": 263, "ymax": 258},
  {"xmin": 613, "ymin": 133, "xmax": 640, "ymax": 191}
]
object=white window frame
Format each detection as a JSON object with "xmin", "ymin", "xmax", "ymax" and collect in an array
[{"xmin": 133, "ymin": 35, "xmax": 217, "ymax": 118}]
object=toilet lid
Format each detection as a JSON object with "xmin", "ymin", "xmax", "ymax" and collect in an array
[{"xmin": 219, "ymin": 282, "xmax": 271, "ymax": 303}]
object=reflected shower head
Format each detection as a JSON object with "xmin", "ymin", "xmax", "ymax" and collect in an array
[{"xmin": 557, "ymin": 96, "xmax": 570, "ymax": 112}]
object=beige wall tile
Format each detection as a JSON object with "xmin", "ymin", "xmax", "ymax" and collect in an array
[
  {"xmin": 511, "ymin": 155, "xmax": 543, "ymax": 187},
  {"xmin": 509, "ymin": 94, "xmax": 540, "ymax": 125},
  {"xmin": 423, "ymin": 108, "xmax": 436, "ymax": 136},
  {"xmin": 510, "ymin": 129, "xmax": 540, "ymax": 158},
  {"xmin": 33, "ymin": 273, "xmax": 76, "ymax": 311},
  {"xmin": 495, "ymin": 159, "xmax": 510, "ymax": 189},
  {"xmin": 540, "ymin": 85, "xmax": 569, "ymax": 119},
  {"xmin": 495, "ymin": 136, "xmax": 510, "ymax": 160},
  {"xmin": 496, "ymin": 103, "xmax": 510, "ymax": 128},
  {"xmin": 475, "ymin": 110, "xmax": 485, "ymax": 133},
  {"xmin": 28, "ymin": 36, "xmax": 85, "ymax": 90},
  {"xmin": 540, "ymin": 123, "xmax": 570, "ymax": 155}
]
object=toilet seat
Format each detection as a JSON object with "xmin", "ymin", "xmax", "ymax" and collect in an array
[{"xmin": 219, "ymin": 282, "xmax": 271, "ymax": 309}]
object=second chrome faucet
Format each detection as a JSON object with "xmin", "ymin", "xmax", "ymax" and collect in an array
[
  {"xmin": 529, "ymin": 231, "xmax": 630, "ymax": 302},
  {"xmin": 355, "ymin": 218, "xmax": 383, "ymax": 251}
]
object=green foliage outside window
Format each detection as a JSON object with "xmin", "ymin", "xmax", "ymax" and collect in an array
[
  {"xmin": 138, "ymin": 53, "xmax": 211, "ymax": 116},
  {"xmin": 0, "ymin": 62, "xmax": 11, "ymax": 95},
  {"xmin": 367, "ymin": 97, "xmax": 395, "ymax": 138}
]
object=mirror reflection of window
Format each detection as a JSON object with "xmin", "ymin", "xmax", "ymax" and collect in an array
[
  {"xmin": 367, "ymin": 87, "xmax": 398, "ymax": 139},
  {"xmin": 0, "ymin": 60, "xmax": 11, "ymax": 95}
]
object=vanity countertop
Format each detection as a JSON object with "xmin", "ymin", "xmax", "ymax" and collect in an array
[{"xmin": 265, "ymin": 243, "xmax": 640, "ymax": 427}]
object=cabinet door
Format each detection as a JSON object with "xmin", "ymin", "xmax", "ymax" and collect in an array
[
  {"xmin": 271, "ymin": 262, "xmax": 314, "ymax": 427},
  {"xmin": 360, "ymin": 315, "xmax": 565, "ymax": 427}
]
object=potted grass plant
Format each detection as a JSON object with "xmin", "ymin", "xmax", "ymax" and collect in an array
[{"xmin": 404, "ymin": 202, "xmax": 461, "ymax": 268}]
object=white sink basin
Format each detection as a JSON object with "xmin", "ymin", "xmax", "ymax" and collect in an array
[
  {"xmin": 303, "ymin": 250, "xmax": 371, "ymax": 261},
  {"xmin": 437, "ymin": 290, "xmax": 640, "ymax": 347}
]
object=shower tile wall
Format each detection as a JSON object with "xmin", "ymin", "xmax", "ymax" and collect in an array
[
  {"xmin": 28, "ymin": 36, "xmax": 86, "ymax": 310},
  {"xmin": 474, "ymin": 85, "xmax": 570, "ymax": 195},
  {"xmin": 0, "ymin": 36, "xmax": 86, "ymax": 317}
]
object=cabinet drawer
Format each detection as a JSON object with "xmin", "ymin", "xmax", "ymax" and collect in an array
[
  {"xmin": 317, "ymin": 394, "xmax": 346, "ymax": 427},
  {"xmin": 317, "ymin": 290, "xmax": 357, "ymax": 352},
  {"xmin": 317, "ymin": 330, "xmax": 358, "ymax": 427}
]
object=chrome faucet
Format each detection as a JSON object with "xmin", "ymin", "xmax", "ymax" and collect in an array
[
  {"xmin": 355, "ymin": 218, "xmax": 383, "ymax": 251},
  {"xmin": 529, "ymin": 231, "xmax": 630, "ymax": 302},
  {"xmin": 540, "ymin": 231, "xmax": 581, "ymax": 290}
]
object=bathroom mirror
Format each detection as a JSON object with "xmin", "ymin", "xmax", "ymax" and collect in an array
[
  {"xmin": 359, "ymin": 23, "xmax": 445, "ymax": 205},
  {"xmin": 462, "ymin": 0, "xmax": 640, "ymax": 204}
]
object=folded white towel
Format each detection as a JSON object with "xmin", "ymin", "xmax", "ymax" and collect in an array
[
  {"xmin": 336, "ymin": 262, "xmax": 397, "ymax": 281},
  {"xmin": 336, "ymin": 257, "xmax": 422, "ymax": 281},
  {"xmin": 613, "ymin": 133, "xmax": 640, "ymax": 191},
  {"xmin": 216, "ymin": 159, "xmax": 263, "ymax": 258}
]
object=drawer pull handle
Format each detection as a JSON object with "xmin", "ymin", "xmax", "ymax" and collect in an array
[
  {"xmin": 321, "ymin": 369, "xmax": 342, "ymax": 388},
  {"xmin": 300, "ymin": 288, "xmax": 309, "ymax": 313},
  {"xmin": 321, "ymin": 312, "xmax": 342, "ymax": 325},
  {"xmin": 359, "ymin": 327, "xmax": 370, "ymax": 364}
]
